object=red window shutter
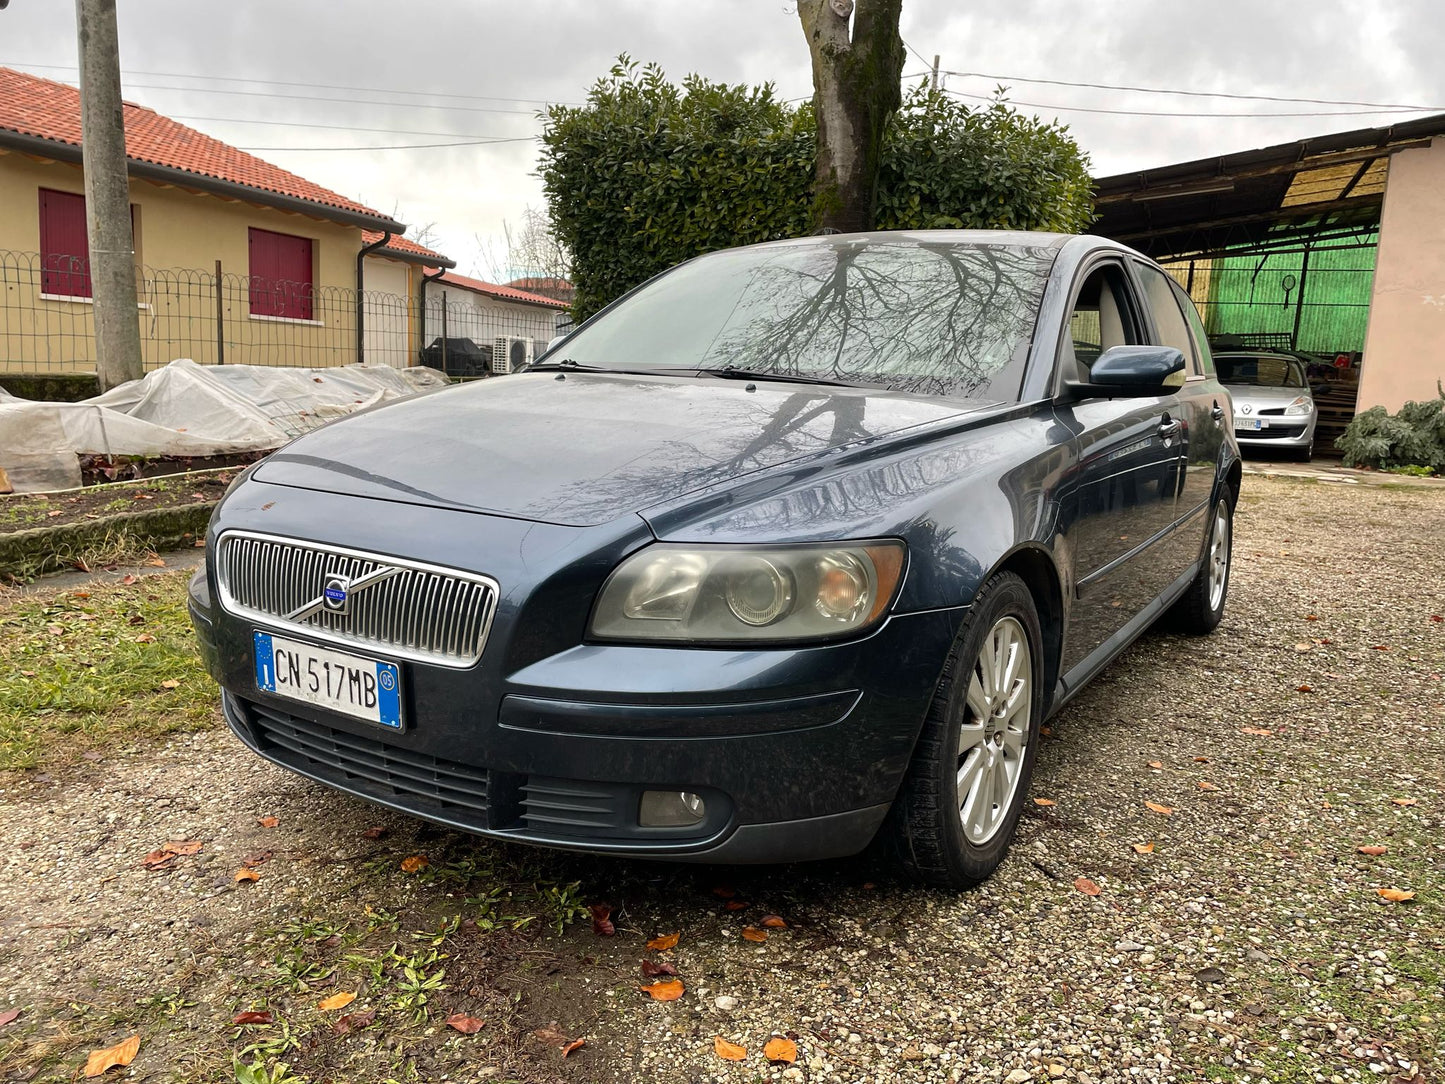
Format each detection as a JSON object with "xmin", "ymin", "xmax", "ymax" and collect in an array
[
  {"xmin": 248, "ymin": 227, "xmax": 314, "ymax": 319},
  {"xmin": 39, "ymin": 188, "xmax": 92, "ymax": 297}
]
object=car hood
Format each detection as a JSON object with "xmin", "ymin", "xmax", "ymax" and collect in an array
[
  {"xmin": 253, "ymin": 372, "xmax": 994, "ymax": 527},
  {"xmin": 1223, "ymin": 383, "xmax": 1311, "ymax": 410}
]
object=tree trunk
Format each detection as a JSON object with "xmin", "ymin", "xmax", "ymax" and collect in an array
[{"xmin": 797, "ymin": 0, "xmax": 905, "ymax": 234}]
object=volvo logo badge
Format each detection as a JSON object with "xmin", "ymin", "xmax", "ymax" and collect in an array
[{"xmin": 323, "ymin": 574, "xmax": 350, "ymax": 613}]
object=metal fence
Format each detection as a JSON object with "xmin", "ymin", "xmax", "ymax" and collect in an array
[
  {"xmin": 1164, "ymin": 244, "xmax": 1377, "ymax": 356},
  {"xmin": 0, "ymin": 249, "xmax": 562, "ymax": 375}
]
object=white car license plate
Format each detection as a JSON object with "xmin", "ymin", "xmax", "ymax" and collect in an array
[
  {"xmin": 1235, "ymin": 417, "xmax": 1264, "ymax": 431},
  {"xmin": 253, "ymin": 631, "xmax": 402, "ymax": 730}
]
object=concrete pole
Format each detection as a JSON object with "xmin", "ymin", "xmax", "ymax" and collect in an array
[{"xmin": 76, "ymin": 0, "xmax": 143, "ymax": 390}]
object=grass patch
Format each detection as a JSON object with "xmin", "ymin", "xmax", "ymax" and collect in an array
[{"xmin": 0, "ymin": 570, "xmax": 216, "ymax": 771}]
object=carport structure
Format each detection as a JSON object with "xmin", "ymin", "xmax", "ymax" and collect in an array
[{"xmin": 1091, "ymin": 115, "xmax": 1445, "ymax": 441}]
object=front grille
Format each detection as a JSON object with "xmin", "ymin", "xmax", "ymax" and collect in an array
[
  {"xmin": 1236, "ymin": 426, "xmax": 1306, "ymax": 440},
  {"xmin": 244, "ymin": 698, "xmax": 492, "ymax": 820},
  {"xmin": 215, "ymin": 531, "xmax": 498, "ymax": 667}
]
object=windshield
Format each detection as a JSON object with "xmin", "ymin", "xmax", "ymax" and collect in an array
[
  {"xmin": 547, "ymin": 237, "xmax": 1057, "ymax": 400},
  {"xmin": 1215, "ymin": 355, "xmax": 1306, "ymax": 388}
]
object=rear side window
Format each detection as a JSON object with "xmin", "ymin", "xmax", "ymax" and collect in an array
[
  {"xmin": 1169, "ymin": 278, "xmax": 1216, "ymax": 377},
  {"xmin": 1134, "ymin": 261, "xmax": 1199, "ymax": 376}
]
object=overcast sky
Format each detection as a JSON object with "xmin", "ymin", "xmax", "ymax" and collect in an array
[{"xmin": 3, "ymin": 1, "xmax": 1441, "ymax": 279}]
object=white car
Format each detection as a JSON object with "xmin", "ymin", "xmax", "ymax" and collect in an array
[{"xmin": 1214, "ymin": 352, "xmax": 1318, "ymax": 460}]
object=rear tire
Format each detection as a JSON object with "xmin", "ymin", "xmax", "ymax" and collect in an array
[
  {"xmin": 887, "ymin": 572, "xmax": 1044, "ymax": 889},
  {"xmin": 1168, "ymin": 490, "xmax": 1234, "ymax": 635}
]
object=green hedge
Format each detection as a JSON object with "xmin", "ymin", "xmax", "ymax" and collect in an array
[{"xmin": 540, "ymin": 60, "xmax": 1093, "ymax": 321}]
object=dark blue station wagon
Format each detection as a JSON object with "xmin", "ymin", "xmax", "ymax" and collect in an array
[{"xmin": 190, "ymin": 231, "xmax": 1239, "ymax": 888}]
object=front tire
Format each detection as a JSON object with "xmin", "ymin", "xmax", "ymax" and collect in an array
[
  {"xmin": 888, "ymin": 572, "xmax": 1044, "ymax": 889},
  {"xmin": 1168, "ymin": 490, "xmax": 1234, "ymax": 634}
]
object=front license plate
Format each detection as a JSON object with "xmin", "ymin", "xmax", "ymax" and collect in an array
[
  {"xmin": 1235, "ymin": 417, "xmax": 1264, "ymax": 431},
  {"xmin": 253, "ymin": 631, "xmax": 402, "ymax": 730}
]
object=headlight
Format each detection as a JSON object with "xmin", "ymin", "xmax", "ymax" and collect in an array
[
  {"xmin": 589, "ymin": 541, "xmax": 906, "ymax": 643},
  {"xmin": 1283, "ymin": 396, "xmax": 1313, "ymax": 416}
]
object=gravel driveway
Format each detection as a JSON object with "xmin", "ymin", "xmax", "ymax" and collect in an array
[{"xmin": 1, "ymin": 475, "xmax": 1440, "ymax": 1084}]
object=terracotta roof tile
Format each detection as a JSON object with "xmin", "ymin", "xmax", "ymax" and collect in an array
[
  {"xmin": 361, "ymin": 230, "xmax": 452, "ymax": 264},
  {"xmin": 0, "ymin": 66, "xmax": 390, "ymax": 223},
  {"xmin": 436, "ymin": 271, "xmax": 569, "ymax": 309}
]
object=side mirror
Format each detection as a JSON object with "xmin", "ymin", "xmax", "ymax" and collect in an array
[
  {"xmin": 1064, "ymin": 345, "xmax": 1186, "ymax": 399},
  {"xmin": 545, "ymin": 334, "xmax": 570, "ymax": 355}
]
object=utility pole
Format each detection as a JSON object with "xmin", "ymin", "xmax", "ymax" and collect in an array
[
  {"xmin": 931, "ymin": 54, "xmax": 940, "ymax": 89},
  {"xmin": 76, "ymin": 0, "xmax": 143, "ymax": 389}
]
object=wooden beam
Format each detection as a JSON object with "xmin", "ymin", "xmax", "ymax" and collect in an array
[
  {"xmin": 1095, "ymin": 141, "xmax": 1430, "ymax": 204},
  {"xmin": 1110, "ymin": 194, "xmax": 1383, "ymax": 244}
]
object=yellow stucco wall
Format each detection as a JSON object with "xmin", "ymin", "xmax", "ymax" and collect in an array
[
  {"xmin": 1358, "ymin": 138, "xmax": 1445, "ymax": 412},
  {"xmin": 0, "ymin": 150, "xmax": 373, "ymax": 373}
]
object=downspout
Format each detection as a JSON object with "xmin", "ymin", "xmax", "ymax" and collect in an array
[
  {"xmin": 419, "ymin": 266, "xmax": 449, "ymax": 366},
  {"xmin": 356, "ymin": 231, "xmax": 391, "ymax": 364}
]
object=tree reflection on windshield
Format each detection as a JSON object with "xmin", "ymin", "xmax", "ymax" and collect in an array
[{"xmin": 562, "ymin": 237, "xmax": 1056, "ymax": 401}]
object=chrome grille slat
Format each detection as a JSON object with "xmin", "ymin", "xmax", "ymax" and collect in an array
[{"xmin": 215, "ymin": 531, "xmax": 499, "ymax": 668}]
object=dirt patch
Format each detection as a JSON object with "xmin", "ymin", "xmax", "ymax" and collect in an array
[{"xmin": 0, "ymin": 472, "xmax": 233, "ymax": 534}]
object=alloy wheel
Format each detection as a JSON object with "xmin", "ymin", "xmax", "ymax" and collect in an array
[
  {"xmin": 1207, "ymin": 503, "xmax": 1231, "ymax": 612},
  {"xmin": 956, "ymin": 615, "xmax": 1032, "ymax": 845}
]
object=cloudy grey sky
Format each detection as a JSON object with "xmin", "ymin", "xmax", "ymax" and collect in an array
[{"xmin": 3, "ymin": 1, "xmax": 1442, "ymax": 278}]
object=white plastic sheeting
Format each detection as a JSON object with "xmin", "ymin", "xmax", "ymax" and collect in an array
[{"xmin": 0, "ymin": 359, "xmax": 449, "ymax": 493}]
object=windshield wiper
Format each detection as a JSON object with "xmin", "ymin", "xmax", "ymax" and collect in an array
[{"xmin": 688, "ymin": 366, "xmax": 872, "ymax": 388}]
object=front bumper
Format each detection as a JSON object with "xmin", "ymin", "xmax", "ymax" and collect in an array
[
  {"xmin": 1233, "ymin": 414, "xmax": 1316, "ymax": 449},
  {"xmin": 191, "ymin": 564, "xmax": 961, "ymax": 863}
]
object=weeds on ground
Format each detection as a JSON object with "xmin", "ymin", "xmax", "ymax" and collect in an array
[{"xmin": 0, "ymin": 570, "xmax": 215, "ymax": 770}]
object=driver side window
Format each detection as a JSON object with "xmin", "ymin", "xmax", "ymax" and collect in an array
[{"xmin": 1062, "ymin": 262, "xmax": 1141, "ymax": 385}]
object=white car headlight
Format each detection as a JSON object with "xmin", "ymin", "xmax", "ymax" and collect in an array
[
  {"xmin": 1283, "ymin": 395, "xmax": 1313, "ymax": 416},
  {"xmin": 589, "ymin": 541, "xmax": 906, "ymax": 643}
]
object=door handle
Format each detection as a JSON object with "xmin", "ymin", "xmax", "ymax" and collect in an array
[
  {"xmin": 1211, "ymin": 403, "xmax": 1225, "ymax": 421},
  {"xmin": 1158, "ymin": 417, "xmax": 1182, "ymax": 437}
]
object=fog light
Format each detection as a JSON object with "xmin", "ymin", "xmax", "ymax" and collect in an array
[{"xmin": 639, "ymin": 790, "xmax": 706, "ymax": 827}]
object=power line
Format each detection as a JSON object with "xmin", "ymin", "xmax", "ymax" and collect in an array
[
  {"xmin": 118, "ymin": 81, "xmax": 545, "ymax": 115},
  {"xmin": 942, "ymin": 87, "xmax": 1438, "ymax": 119},
  {"xmin": 169, "ymin": 114, "xmax": 528, "ymax": 139},
  {"xmin": 2, "ymin": 59, "xmax": 580, "ymax": 108},
  {"xmin": 234, "ymin": 136, "xmax": 539, "ymax": 152},
  {"xmin": 938, "ymin": 67, "xmax": 1445, "ymax": 113}
]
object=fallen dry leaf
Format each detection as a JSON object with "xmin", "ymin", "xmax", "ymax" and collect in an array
[
  {"xmin": 646, "ymin": 932, "xmax": 680, "ymax": 951},
  {"xmin": 1145, "ymin": 801, "xmax": 1173, "ymax": 816},
  {"xmin": 1240, "ymin": 727, "xmax": 1273, "ymax": 736},
  {"xmin": 1146, "ymin": 760, "xmax": 1163, "ymax": 769},
  {"xmin": 640, "ymin": 979, "xmax": 685, "ymax": 1001},
  {"xmin": 333, "ymin": 1008, "xmax": 375, "ymax": 1035},
  {"xmin": 361, "ymin": 826, "xmax": 387, "ymax": 840},
  {"xmin": 257, "ymin": 816, "xmax": 279, "ymax": 828},
  {"xmin": 1032, "ymin": 797, "xmax": 1056, "ymax": 806},
  {"xmin": 741, "ymin": 926, "xmax": 768, "ymax": 942},
  {"xmin": 1132, "ymin": 842, "xmax": 1155, "ymax": 854},
  {"xmin": 445, "ymin": 1012, "xmax": 484, "ymax": 1035},
  {"xmin": 1193, "ymin": 756, "xmax": 1209, "ymax": 763},
  {"xmin": 763, "ymin": 1036, "xmax": 798, "ymax": 1064},
  {"xmin": 712, "ymin": 885, "xmax": 736, "ymax": 899},
  {"xmin": 1373, "ymin": 644, "xmax": 1390, "ymax": 651},
  {"xmin": 1198, "ymin": 781, "xmax": 1220, "ymax": 792},
  {"xmin": 159, "ymin": 679, "xmax": 181, "ymax": 689},
  {"xmin": 562, "ymin": 1038, "xmax": 585, "ymax": 1058},
  {"xmin": 231, "ymin": 1010, "xmax": 273, "ymax": 1026},
  {"xmin": 590, "ymin": 903, "xmax": 615, "ymax": 936},
  {"xmin": 133, "ymin": 633, "xmax": 156, "ymax": 644},
  {"xmin": 1074, "ymin": 877, "xmax": 1102, "ymax": 896},
  {"xmin": 119, "ymin": 573, "xmax": 137, "ymax": 585},
  {"xmin": 1297, "ymin": 684, "xmax": 1313, "ymax": 693},
  {"xmin": 317, "ymin": 992, "xmax": 356, "ymax": 1012},
  {"xmin": 0, "ymin": 1008, "xmax": 19, "ymax": 1027},
  {"xmin": 714, "ymin": 1036, "xmax": 747, "ymax": 1061},
  {"xmin": 1431, "ymin": 614, "xmax": 1443, "ymax": 623},
  {"xmin": 399, "ymin": 855, "xmax": 428, "ymax": 873},
  {"xmin": 1376, "ymin": 888, "xmax": 1415, "ymax": 903},
  {"xmin": 1391, "ymin": 797, "xmax": 1418, "ymax": 807},
  {"xmin": 144, "ymin": 556, "xmax": 166, "ymax": 567},
  {"xmin": 82, "ymin": 1035, "xmax": 140, "ymax": 1077},
  {"xmin": 234, "ymin": 867, "xmax": 260, "ymax": 883},
  {"xmin": 1357, "ymin": 845, "xmax": 1388, "ymax": 856},
  {"xmin": 723, "ymin": 899, "xmax": 749, "ymax": 911},
  {"xmin": 640, "ymin": 960, "xmax": 679, "ymax": 978},
  {"xmin": 141, "ymin": 839, "xmax": 203, "ymax": 869},
  {"xmin": 533, "ymin": 1024, "xmax": 570, "ymax": 1045},
  {"xmin": 759, "ymin": 914, "xmax": 788, "ymax": 928}
]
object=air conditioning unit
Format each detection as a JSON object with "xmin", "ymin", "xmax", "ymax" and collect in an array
[{"xmin": 492, "ymin": 336, "xmax": 533, "ymax": 375}]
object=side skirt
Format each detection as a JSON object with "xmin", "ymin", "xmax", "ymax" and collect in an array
[{"xmin": 1048, "ymin": 560, "xmax": 1199, "ymax": 717}]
